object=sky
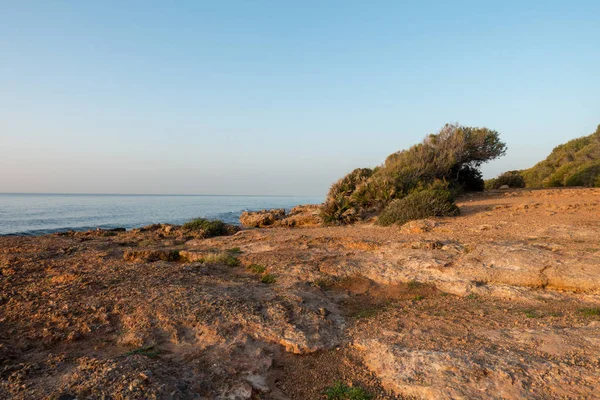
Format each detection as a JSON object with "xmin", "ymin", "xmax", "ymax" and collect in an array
[{"xmin": 1, "ymin": 1, "xmax": 599, "ymax": 197}]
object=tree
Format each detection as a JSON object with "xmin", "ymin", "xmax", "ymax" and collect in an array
[{"xmin": 322, "ymin": 123, "xmax": 506, "ymax": 224}]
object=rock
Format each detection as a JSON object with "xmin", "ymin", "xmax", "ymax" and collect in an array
[
  {"xmin": 139, "ymin": 224, "xmax": 163, "ymax": 232},
  {"xmin": 499, "ymin": 185, "xmax": 510, "ymax": 190},
  {"xmin": 279, "ymin": 205, "xmax": 322, "ymax": 227},
  {"xmin": 139, "ymin": 370, "xmax": 152, "ymax": 380},
  {"xmin": 240, "ymin": 206, "xmax": 322, "ymax": 228},
  {"xmin": 400, "ymin": 219, "xmax": 438, "ymax": 233},
  {"xmin": 356, "ymin": 337, "xmax": 600, "ymax": 399},
  {"xmin": 240, "ymin": 209, "xmax": 286, "ymax": 227}
]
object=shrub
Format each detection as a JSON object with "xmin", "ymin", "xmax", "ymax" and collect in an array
[
  {"xmin": 182, "ymin": 218, "xmax": 228, "ymax": 238},
  {"xmin": 191, "ymin": 252, "xmax": 239, "ymax": 266},
  {"xmin": 322, "ymin": 123, "xmax": 505, "ymax": 224},
  {"xmin": 455, "ymin": 165, "xmax": 485, "ymax": 191},
  {"xmin": 521, "ymin": 124, "xmax": 600, "ymax": 187},
  {"xmin": 579, "ymin": 307, "xmax": 600, "ymax": 317},
  {"xmin": 486, "ymin": 170, "xmax": 525, "ymax": 189},
  {"xmin": 248, "ymin": 264, "xmax": 266, "ymax": 274},
  {"xmin": 564, "ymin": 161, "xmax": 600, "ymax": 187},
  {"xmin": 260, "ymin": 274, "xmax": 276, "ymax": 284},
  {"xmin": 323, "ymin": 382, "xmax": 372, "ymax": 400},
  {"xmin": 321, "ymin": 168, "xmax": 374, "ymax": 224},
  {"xmin": 484, "ymin": 178, "xmax": 498, "ymax": 190},
  {"xmin": 376, "ymin": 189, "xmax": 460, "ymax": 226}
]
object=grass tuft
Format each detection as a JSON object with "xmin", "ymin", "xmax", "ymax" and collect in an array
[
  {"xmin": 248, "ymin": 264, "xmax": 266, "ymax": 274},
  {"xmin": 524, "ymin": 309, "xmax": 540, "ymax": 318},
  {"xmin": 407, "ymin": 280, "xmax": 422, "ymax": 289},
  {"xmin": 126, "ymin": 345, "xmax": 159, "ymax": 358},
  {"xmin": 579, "ymin": 307, "xmax": 600, "ymax": 317},
  {"xmin": 197, "ymin": 252, "xmax": 239, "ymax": 266},
  {"xmin": 323, "ymin": 381, "xmax": 373, "ymax": 400},
  {"xmin": 261, "ymin": 274, "xmax": 276, "ymax": 284}
]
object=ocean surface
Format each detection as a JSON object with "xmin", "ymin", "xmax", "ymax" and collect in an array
[{"xmin": 0, "ymin": 193, "xmax": 323, "ymax": 236}]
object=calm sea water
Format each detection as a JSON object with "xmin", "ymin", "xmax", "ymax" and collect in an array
[{"xmin": 0, "ymin": 193, "xmax": 323, "ymax": 236}]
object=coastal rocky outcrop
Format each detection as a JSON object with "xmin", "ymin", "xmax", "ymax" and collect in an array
[
  {"xmin": 239, "ymin": 204, "xmax": 321, "ymax": 228},
  {"xmin": 1, "ymin": 188, "xmax": 600, "ymax": 399}
]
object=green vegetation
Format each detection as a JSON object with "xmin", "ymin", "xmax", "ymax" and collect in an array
[
  {"xmin": 248, "ymin": 264, "xmax": 266, "ymax": 274},
  {"xmin": 578, "ymin": 307, "xmax": 600, "ymax": 317},
  {"xmin": 182, "ymin": 218, "xmax": 229, "ymax": 237},
  {"xmin": 126, "ymin": 345, "xmax": 160, "ymax": 358},
  {"xmin": 227, "ymin": 247, "xmax": 242, "ymax": 254},
  {"xmin": 184, "ymin": 251, "xmax": 239, "ymax": 266},
  {"xmin": 323, "ymin": 382, "xmax": 373, "ymax": 400},
  {"xmin": 516, "ymin": 125, "xmax": 600, "ymax": 188},
  {"xmin": 413, "ymin": 295, "xmax": 425, "ymax": 301},
  {"xmin": 485, "ymin": 170, "xmax": 526, "ymax": 190},
  {"xmin": 377, "ymin": 188, "xmax": 460, "ymax": 226},
  {"xmin": 407, "ymin": 280, "xmax": 423, "ymax": 289},
  {"xmin": 321, "ymin": 123, "xmax": 506, "ymax": 225},
  {"xmin": 524, "ymin": 310, "xmax": 541, "ymax": 319},
  {"xmin": 354, "ymin": 308, "xmax": 379, "ymax": 319},
  {"xmin": 260, "ymin": 273, "xmax": 276, "ymax": 284},
  {"xmin": 166, "ymin": 250, "xmax": 181, "ymax": 261},
  {"xmin": 312, "ymin": 277, "xmax": 336, "ymax": 289}
]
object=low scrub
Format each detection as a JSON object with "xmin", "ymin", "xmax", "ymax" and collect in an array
[
  {"xmin": 377, "ymin": 189, "xmax": 460, "ymax": 226},
  {"xmin": 181, "ymin": 251, "xmax": 239, "ymax": 266},
  {"xmin": 260, "ymin": 273, "xmax": 276, "ymax": 284},
  {"xmin": 323, "ymin": 382, "xmax": 372, "ymax": 400},
  {"xmin": 485, "ymin": 170, "xmax": 526, "ymax": 190},
  {"xmin": 247, "ymin": 264, "xmax": 266, "ymax": 274},
  {"xmin": 182, "ymin": 218, "xmax": 229, "ymax": 238},
  {"xmin": 519, "ymin": 124, "xmax": 600, "ymax": 188},
  {"xmin": 202, "ymin": 252, "xmax": 239, "ymax": 266}
]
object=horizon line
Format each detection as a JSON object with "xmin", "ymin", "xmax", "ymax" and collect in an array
[{"xmin": 0, "ymin": 192, "xmax": 324, "ymax": 198}]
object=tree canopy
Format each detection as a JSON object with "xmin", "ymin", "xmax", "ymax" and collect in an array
[{"xmin": 322, "ymin": 123, "xmax": 506, "ymax": 224}]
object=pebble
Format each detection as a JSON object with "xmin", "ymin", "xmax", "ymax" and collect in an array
[{"xmin": 139, "ymin": 370, "xmax": 153, "ymax": 380}]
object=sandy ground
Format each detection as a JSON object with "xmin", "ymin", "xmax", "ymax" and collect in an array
[{"xmin": 1, "ymin": 188, "xmax": 600, "ymax": 399}]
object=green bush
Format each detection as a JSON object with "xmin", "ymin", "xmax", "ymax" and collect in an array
[
  {"xmin": 376, "ymin": 189, "xmax": 460, "ymax": 226},
  {"xmin": 486, "ymin": 170, "xmax": 525, "ymax": 189},
  {"xmin": 248, "ymin": 264, "xmax": 266, "ymax": 274},
  {"xmin": 323, "ymin": 382, "xmax": 372, "ymax": 400},
  {"xmin": 321, "ymin": 123, "xmax": 505, "ymax": 224},
  {"xmin": 320, "ymin": 168, "xmax": 373, "ymax": 224},
  {"xmin": 521, "ymin": 124, "xmax": 600, "ymax": 187},
  {"xmin": 260, "ymin": 273, "xmax": 276, "ymax": 284},
  {"xmin": 484, "ymin": 178, "xmax": 498, "ymax": 190},
  {"xmin": 455, "ymin": 165, "xmax": 485, "ymax": 191},
  {"xmin": 182, "ymin": 218, "xmax": 228, "ymax": 238}
]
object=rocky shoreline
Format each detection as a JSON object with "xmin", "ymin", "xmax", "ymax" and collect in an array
[{"xmin": 1, "ymin": 188, "xmax": 600, "ymax": 399}]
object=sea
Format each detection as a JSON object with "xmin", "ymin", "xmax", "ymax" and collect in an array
[{"xmin": 0, "ymin": 193, "xmax": 323, "ymax": 236}]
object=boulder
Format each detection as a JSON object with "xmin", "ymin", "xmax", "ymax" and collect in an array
[
  {"xmin": 239, "ymin": 207, "xmax": 322, "ymax": 228},
  {"xmin": 239, "ymin": 209, "xmax": 286, "ymax": 227}
]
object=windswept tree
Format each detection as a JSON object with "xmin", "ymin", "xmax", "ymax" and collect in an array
[{"xmin": 322, "ymin": 123, "xmax": 506, "ymax": 224}]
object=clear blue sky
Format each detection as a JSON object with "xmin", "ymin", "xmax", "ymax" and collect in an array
[{"xmin": 1, "ymin": 1, "xmax": 598, "ymax": 196}]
